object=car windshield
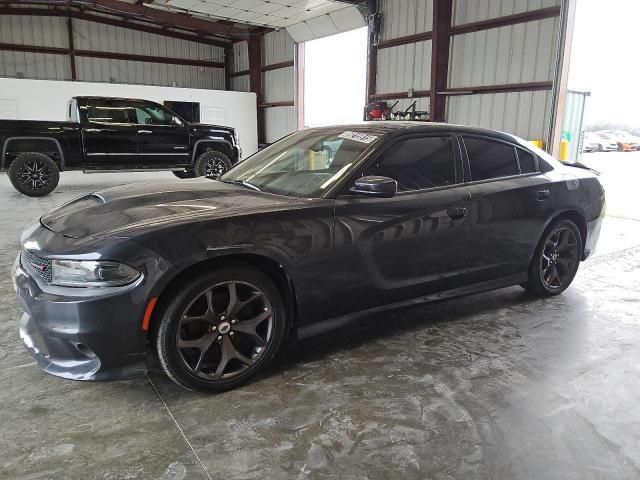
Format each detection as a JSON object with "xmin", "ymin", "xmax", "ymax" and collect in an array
[{"xmin": 221, "ymin": 129, "xmax": 382, "ymax": 197}]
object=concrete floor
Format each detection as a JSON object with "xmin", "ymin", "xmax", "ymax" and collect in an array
[{"xmin": 1, "ymin": 155, "xmax": 640, "ymax": 479}]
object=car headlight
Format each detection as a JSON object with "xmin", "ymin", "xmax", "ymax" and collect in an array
[{"xmin": 51, "ymin": 260, "xmax": 141, "ymax": 288}]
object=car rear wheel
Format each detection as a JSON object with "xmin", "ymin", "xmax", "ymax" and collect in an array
[
  {"xmin": 8, "ymin": 152, "xmax": 60, "ymax": 197},
  {"xmin": 155, "ymin": 266, "xmax": 287, "ymax": 392},
  {"xmin": 521, "ymin": 219, "xmax": 582, "ymax": 297},
  {"xmin": 194, "ymin": 150, "xmax": 232, "ymax": 180}
]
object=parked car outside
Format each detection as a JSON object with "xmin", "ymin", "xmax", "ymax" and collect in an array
[
  {"xmin": 586, "ymin": 132, "xmax": 618, "ymax": 152},
  {"xmin": 13, "ymin": 122, "xmax": 605, "ymax": 392},
  {"xmin": 0, "ymin": 97, "xmax": 241, "ymax": 196}
]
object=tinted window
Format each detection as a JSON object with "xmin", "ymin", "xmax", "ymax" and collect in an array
[
  {"xmin": 464, "ymin": 137, "xmax": 518, "ymax": 181},
  {"xmin": 517, "ymin": 148, "xmax": 537, "ymax": 173},
  {"xmin": 86, "ymin": 100, "xmax": 132, "ymax": 124},
  {"xmin": 134, "ymin": 104, "xmax": 175, "ymax": 126},
  {"xmin": 364, "ymin": 136, "xmax": 456, "ymax": 191}
]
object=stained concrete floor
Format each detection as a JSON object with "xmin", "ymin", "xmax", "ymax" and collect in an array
[{"xmin": 1, "ymin": 161, "xmax": 640, "ymax": 480}]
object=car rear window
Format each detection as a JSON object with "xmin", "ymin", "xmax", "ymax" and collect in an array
[
  {"xmin": 464, "ymin": 137, "xmax": 519, "ymax": 181},
  {"xmin": 517, "ymin": 148, "xmax": 538, "ymax": 173}
]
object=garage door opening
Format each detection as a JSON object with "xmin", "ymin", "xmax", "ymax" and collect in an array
[{"xmin": 303, "ymin": 27, "xmax": 368, "ymax": 128}]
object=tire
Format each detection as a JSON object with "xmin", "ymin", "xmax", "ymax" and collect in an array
[
  {"xmin": 155, "ymin": 265, "xmax": 287, "ymax": 393},
  {"xmin": 596, "ymin": 144, "xmax": 603, "ymax": 152},
  {"xmin": 173, "ymin": 170, "xmax": 196, "ymax": 179},
  {"xmin": 8, "ymin": 152, "xmax": 60, "ymax": 197},
  {"xmin": 194, "ymin": 150, "xmax": 232, "ymax": 180},
  {"xmin": 521, "ymin": 219, "xmax": 583, "ymax": 297}
]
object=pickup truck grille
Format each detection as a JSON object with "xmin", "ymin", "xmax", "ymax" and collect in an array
[{"xmin": 21, "ymin": 250, "xmax": 52, "ymax": 284}]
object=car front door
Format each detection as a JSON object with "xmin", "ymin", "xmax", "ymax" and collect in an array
[
  {"xmin": 460, "ymin": 135, "xmax": 553, "ymax": 282},
  {"xmin": 133, "ymin": 103, "xmax": 190, "ymax": 168},
  {"xmin": 330, "ymin": 134, "xmax": 471, "ymax": 318},
  {"xmin": 81, "ymin": 99, "xmax": 139, "ymax": 169}
]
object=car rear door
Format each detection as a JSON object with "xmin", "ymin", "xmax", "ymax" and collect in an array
[
  {"xmin": 460, "ymin": 135, "xmax": 553, "ymax": 282},
  {"xmin": 80, "ymin": 99, "xmax": 139, "ymax": 169},
  {"xmin": 330, "ymin": 134, "xmax": 471, "ymax": 317},
  {"xmin": 132, "ymin": 102, "xmax": 190, "ymax": 168}
]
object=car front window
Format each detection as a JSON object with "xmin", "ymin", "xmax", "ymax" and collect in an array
[{"xmin": 221, "ymin": 129, "xmax": 382, "ymax": 197}]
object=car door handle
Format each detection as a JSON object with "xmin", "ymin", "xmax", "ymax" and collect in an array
[
  {"xmin": 447, "ymin": 207, "xmax": 467, "ymax": 219},
  {"xmin": 138, "ymin": 129, "xmax": 153, "ymax": 134},
  {"xmin": 537, "ymin": 189, "xmax": 550, "ymax": 201}
]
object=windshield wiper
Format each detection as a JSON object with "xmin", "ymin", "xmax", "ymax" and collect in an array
[{"xmin": 222, "ymin": 179, "xmax": 262, "ymax": 192}]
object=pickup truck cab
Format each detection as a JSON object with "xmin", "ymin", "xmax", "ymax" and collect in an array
[{"xmin": 0, "ymin": 96, "xmax": 241, "ymax": 196}]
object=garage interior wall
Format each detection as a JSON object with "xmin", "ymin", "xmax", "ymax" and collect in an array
[
  {"xmin": 0, "ymin": 13, "xmax": 225, "ymax": 89},
  {"xmin": 230, "ymin": 29, "xmax": 296, "ymax": 144},
  {"xmin": 371, "ymin": 0, "xmax": 564, "ymax": 144}
]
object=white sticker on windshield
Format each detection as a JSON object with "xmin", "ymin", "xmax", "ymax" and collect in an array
[{"xmin": 338, "ymin": 131, "xmax": 379, "ymax": 144}]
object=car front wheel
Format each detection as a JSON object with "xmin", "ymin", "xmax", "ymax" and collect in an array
[
  {"xmin": 155, "ymin": 266, "xmax": 287, "ymax": 392},
  {"xmin": 521, "ymin": 219, "xmax": 583, "ymax": 297}
]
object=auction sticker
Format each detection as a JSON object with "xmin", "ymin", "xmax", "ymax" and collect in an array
[{"xmin": 339, "ymin": 131, "xmax": 379, "ymax": 144}]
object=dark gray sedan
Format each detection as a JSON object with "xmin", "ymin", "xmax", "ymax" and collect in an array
[{"xmin": 13, "ymin": 122, "xmax": 605, "ymax": 392}]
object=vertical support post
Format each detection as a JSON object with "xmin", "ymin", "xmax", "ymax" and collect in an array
[
  {"xmin": 248, "ymin": 34, "xmax": 264, "ymax": 145},
  {"xmin": 67, "ymin": 16, "xmax": 77, "ymax": 81},
  {"xmin": 429, "ymin": 0, "xmax": 453, "ymax": 122},
  {"xmin": 365, "ymin": 0, "xmax": 380, "ymax": 113},
  {"xmin": 224, "ymin": 46, "xmax": 233, "ymax": 91},
  {"xmin": 549, "ymin": 0, "xmax": 577, "ymax": 156},
  {"xmin": 294, "ymin": 42, "xmax": 305, "ymax": 130}
]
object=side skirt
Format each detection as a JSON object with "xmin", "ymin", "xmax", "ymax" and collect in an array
[{"xmin": 295, "ymin": 273, "xmax": 528, "ymax": 341}]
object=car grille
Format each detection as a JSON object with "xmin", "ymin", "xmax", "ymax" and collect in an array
[{"xmin": 21, "ymin": 250, "xmax": 52, "ymax": 284}]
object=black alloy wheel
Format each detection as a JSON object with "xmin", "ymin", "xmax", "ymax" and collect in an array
[
  {"xmin": 8, "ymin": 152, "xmax": 60, "ymax": 197},
  {"xmin": 521, "ymin": 220, "xmax": 582, "ymax": 297},
  {"xmin": 155, "ymin": 266, "xmax": 286, "ymax": 392},
  {"xmin": 194, "ymin": 150, "xmax": 232, "ymax": 180}
]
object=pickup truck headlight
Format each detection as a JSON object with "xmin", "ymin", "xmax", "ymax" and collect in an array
[{"xmin": 51, "ymin": 260, "xmax": 141, "ymax": 287}]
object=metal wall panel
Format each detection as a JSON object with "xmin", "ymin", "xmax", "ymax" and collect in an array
[
  {"xmin": 0, "ymin": 14, "xmax": 225, "ymax": 88},
  {"xmin": 263, "ymin": 67, "xmax": 295, "ymax": 103},
  {"xmin": 232, "ymin": 41, "xmax": 249, "ymax": 73},
  {"xmin": 262, "ymin": 29, "xmax": 295, "ymax": 66},
  {"xmin": 561, "ymin": 90, "xmax": 589, "ymax": 162},
  {"xmin": 376, "ymin": 40, "xmax": 431, "ymax": 94},
  {"xmin": 452, "ymin": 0, "xmax": 560, "ymax": 26},
  {"xmin": 75, "ymin": 57, "xmax": 223, "ymax": 89},
  {"xmin": 380, "ymin": 0, "xmax": 433, "ymax": 40},
  {"xmin": 447, "ymin": 90, "xmax": 553, "ymax": 140},
  {"xmin": 231, "ymin": 75, "xmax": 250, "ymax": 93},
  {"xmin": 264, "ymin": 106, "xmax": 296, "ymax": 143},
  {"xmin": 0, "ymin": 51, "xmax": 70, "ymax": 80},
  {"xmin": 0, "ymin": 14, "xmax": 67, "ymax": 48},
  {"xmin": 448, "ymin": 16, "xmax": 559, "ymax": 88}
]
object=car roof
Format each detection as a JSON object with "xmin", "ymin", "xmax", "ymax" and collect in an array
[{"xmin": 305, "ymin": 121, "xmax": 523, "ymax": 143}]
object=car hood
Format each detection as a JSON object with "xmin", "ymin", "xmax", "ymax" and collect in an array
[{"xmin": 40, "ymin": 180, "xmax": 307, "ymax": 239}]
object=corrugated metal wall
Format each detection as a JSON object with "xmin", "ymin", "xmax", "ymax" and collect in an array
[
  {"xmin": 447, "ymin": 0, "xmax": 561, "ymax": 141},
  {"xmin": 228, "ymin": 31, "xmax": 297, "ymax": 144},
  {"xmin": 0, "ymin": 15, "xmax": 70, "ymax": 80},
  {"xmin": 262, "ymin": 29, "xmax": 296, "ymax": 143},
  {"xmin": 374, "ymin": 0, "xmax": 563, "ymax": 142},
  {"xmin": 0, "ymin": 14, "xmax": 225, "ymax": 89}
]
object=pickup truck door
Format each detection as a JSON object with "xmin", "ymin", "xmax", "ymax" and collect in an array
[
  {"xmin": 132, "ymin": 103, "xmax": 190, "ymax": 168},
  {"xmin": 80, "ymin": 99, "xmax": 139, "ymax": 169}
]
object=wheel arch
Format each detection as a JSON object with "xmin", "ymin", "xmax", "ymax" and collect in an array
[
  {"xmin": 148, "ymin": 253, "xmax": 298, "ymax": 340},
  {"xmin": 1, "ymin": 137, "xmax": 65, "ymax": 170},
  {"xmin": 538, "ymin": 209, "xmax": 588, "ymax": 261},
  {"xmin": 191, "ymin": 139, "xmax": 233, "ymax": 164}
]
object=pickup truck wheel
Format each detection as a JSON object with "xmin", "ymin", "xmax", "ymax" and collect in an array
[
  {"xmin": 194, "ymin": 150, "xmax": 232, "ymax": 180},
  {"xmin": 8, "ymin": 153, "xmax": 60, "ymax": 197},
  {"xmin": 173, "ymin": 170, "xmax": 196, "ymax": 179}
]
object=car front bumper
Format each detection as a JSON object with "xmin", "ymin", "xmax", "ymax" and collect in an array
[{"xmin": 13, "ymin": 250, "xmax": 152, "ymax": 381}]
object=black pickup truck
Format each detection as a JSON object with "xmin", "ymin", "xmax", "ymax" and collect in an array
[{"xmin": 0, "ymin": 96, "xmax": 241, "ymax": 196}]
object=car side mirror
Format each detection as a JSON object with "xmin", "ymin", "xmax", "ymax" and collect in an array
[{"xmin": 351, "ymin": 176, "xmax": 397, "ymax": 198}]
